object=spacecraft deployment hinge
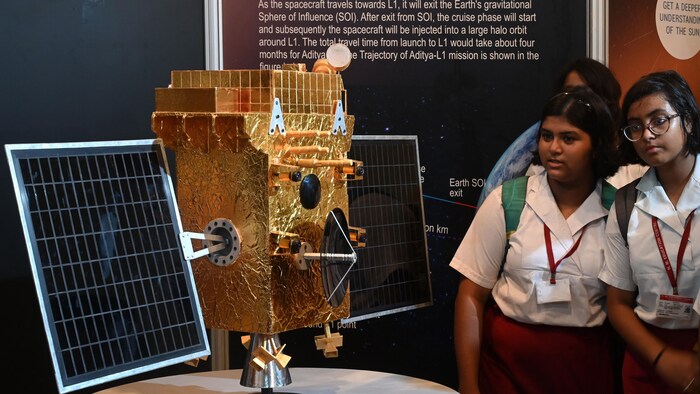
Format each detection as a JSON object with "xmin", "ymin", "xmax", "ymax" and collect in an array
[
  {"xmin": 180, "ymin": 218, "xmax": 242, "ymax": 266},
  {"xmin": 179, "ymin": 232, "xmax": 226, "ymax": 260}
]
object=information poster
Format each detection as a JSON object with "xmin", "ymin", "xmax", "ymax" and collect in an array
[
  {"xmin": 220, "ymin": 0, "xmax": 587, "ymax": 387},
  {"xmin": 610, "ymin": 0, "xmax": 700, "ymax": 99}
]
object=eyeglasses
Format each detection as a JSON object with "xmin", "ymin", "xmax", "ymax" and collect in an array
[{"xmin": 622, "ymin": 114, "xmax": 682, "ymax": 142}]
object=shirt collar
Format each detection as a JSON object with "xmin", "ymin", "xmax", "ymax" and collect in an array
[
  {"xmin": 635, "ymin": 154, "xmax": 700, "ymax": 233},
  {"xmin": 527, "ymin": 172, "xmax": 608, "ymax": 239}
]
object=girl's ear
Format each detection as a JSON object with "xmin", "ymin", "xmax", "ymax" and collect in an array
[{"xmin": 682, "ymin": 114, "xmax": 693, "ymax": 135}]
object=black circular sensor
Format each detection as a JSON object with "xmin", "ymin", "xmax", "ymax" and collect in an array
[{"xmin": 300, "ymin": 174, "xmax": 322, "ymax": 209}]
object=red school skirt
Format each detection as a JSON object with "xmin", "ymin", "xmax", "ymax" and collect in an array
[
  {"xmin": 479, "ymin": 303, "xmax": 617, "ymax": 394},
  {"xmin": 621, "ymin": 324, "xmax": 697, "ymax": 394}
]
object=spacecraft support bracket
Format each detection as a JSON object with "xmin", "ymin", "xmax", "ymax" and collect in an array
[{"xmin": 179, "ymin": 232, "xmax": 226, "ymax": 260}]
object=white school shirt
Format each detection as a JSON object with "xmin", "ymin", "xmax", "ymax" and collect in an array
[
  {"xmin": 600, "ymin": 156, "xmax": 700, "ymax": 329},
  {"xmin": 450, "ymin": 172, "xmax": 609, "ymax": 327}
]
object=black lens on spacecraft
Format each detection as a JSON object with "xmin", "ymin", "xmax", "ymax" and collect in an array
[{"xmin": 300, "ymin": 173, "xmax": 322, "ymax": 209}]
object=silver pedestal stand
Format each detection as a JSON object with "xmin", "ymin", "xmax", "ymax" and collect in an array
[{"xmin": 240, "ymin": 333, "xmax": 292, "ymax": 393}]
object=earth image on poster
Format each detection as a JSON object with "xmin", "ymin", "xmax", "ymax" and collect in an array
[{"xmin": 477, "ymin": 122, "xmax": 540, "ymax": 207}]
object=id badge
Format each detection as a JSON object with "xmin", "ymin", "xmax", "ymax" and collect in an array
[
  {"xmin": 656, "ymin": 294, "xmax": 694, "ymax": 320},
  {"xmin": 535, "ymin": 278, "xmax": 571, "ymax": 304}
]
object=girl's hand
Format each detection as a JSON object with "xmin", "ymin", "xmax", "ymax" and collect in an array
[{"xmin": 655, "ymin": 347, "xmax": 699, "ymax": 392}]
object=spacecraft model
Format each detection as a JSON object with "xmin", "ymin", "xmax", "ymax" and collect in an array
[
  {"xmin": 151, "ymin": 48, "xmax": 365, "ymax": 389},
  {"xmin": 5, "ymin": 43, "xmax": 433, "ymax": 393}
]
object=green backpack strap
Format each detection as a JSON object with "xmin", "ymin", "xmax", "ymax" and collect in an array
[
  {"xmin": 503, "ymin": 177, "xmax": 617, "ymax": 239},
  {"xmin": 601, "ymin": 180, "xmax": 616, "ymax": 211},
  {"xmin": 502, "ymin": 176, "xmax": 529, "ymax": 239}
]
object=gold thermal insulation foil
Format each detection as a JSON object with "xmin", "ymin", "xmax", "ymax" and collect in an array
[{"xmin": 152, "ymin": 68, "xmax": 355, "ymax": 334}]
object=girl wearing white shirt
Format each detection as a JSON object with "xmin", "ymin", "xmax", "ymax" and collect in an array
[
  {"xmin": 451, "ymin": 87, "xmax": 621, "ymax": 393},
  {"xmin": 600, "ymin": 70, "xmax": 700, "ymax": 393}
]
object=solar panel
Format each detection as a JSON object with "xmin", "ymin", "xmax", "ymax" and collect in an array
[
  {"xmin": 5, "ymin": 139, "xmax": 209, "ymax": 393},
  {"xmin": 345, "ymin": 135, "xmax": 432, "ymax": 321}
]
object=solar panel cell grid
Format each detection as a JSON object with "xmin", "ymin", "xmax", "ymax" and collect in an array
[{"xmin": 6, "ymin": 141, "xmax": 208, "ymax": 393}]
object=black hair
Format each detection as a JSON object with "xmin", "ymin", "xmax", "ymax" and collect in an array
[
  {"xmin": 619, "ymin": 70, "xmax": 700, "ymax": 165},
  {"xmin": 556, "ymin": 58, "xmax": 622, "ymax": 123},
  {"xmin": 531, "ymin": 86, "xmax": 621, "ymax": 179}
]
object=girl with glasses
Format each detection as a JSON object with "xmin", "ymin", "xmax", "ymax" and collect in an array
[
  {"xmin": 600, "ymin": 70, "xmax": 700, "ymax": 393},
  {"xmin": 451, "ymin": 86, "xmax": 621, "ymax": 393}
]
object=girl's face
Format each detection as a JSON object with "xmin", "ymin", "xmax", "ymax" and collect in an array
[
  {"xmin": 627, "ymin": 93, "xmax": 688, "ymax": 168},
  {"xmin": 538, "ymin": 115, "xmax": 594, "ymax": 185}
]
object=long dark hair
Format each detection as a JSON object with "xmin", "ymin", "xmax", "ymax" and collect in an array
[
  {"xmin": 532, "ymin": 86, "xmax": 621, "ymax": 179},
  {"xmin": 620, "ymin": 70, "xmax": 700, "ymax": 165}
]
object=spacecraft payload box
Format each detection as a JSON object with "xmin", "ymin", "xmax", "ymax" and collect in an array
[{"xmin": 151, "ymin": 65, "xmax": 363, "ymax": 335}]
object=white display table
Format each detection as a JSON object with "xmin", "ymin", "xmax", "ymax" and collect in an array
[{"xmin": 96, "ymin": 367, "xmax": 457, "ymax": 393}]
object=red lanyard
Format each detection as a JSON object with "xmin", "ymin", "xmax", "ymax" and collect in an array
[
  {"xmin": 544, "ymin": 224, "xmax": 587, "ymax": 284},
  {"xmin": 652, "ymin": 210, "xmax": 695, "ymax": 295}
]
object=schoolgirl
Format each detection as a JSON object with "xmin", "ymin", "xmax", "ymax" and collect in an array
[
  {"xmin": 451, "ymin": 86, "xmax": 620, "ymax": 393},
  {"xmin": 600, "ymin": 70, "xmax": 700, "ymax": 394}
]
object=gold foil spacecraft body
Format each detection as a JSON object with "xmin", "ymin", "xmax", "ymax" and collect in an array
[{"xmin": 152, "ymin": 67, "xmax": 362, "ymax": 335}]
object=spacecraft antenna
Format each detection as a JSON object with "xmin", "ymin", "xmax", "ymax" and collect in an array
[{"xmin": 320, "ymin": 208, "xmax": 356, "ymax": 307}]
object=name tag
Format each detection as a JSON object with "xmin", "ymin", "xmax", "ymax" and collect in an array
[
  {"xmin": 656, "ymin": 294, "xmax": 694, "ymax": 320},
  {"xmin": 535, "ymin": 278, "xmax": 571, "ymax": 304}
]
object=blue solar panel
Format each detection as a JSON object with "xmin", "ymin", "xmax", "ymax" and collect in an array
[{"xmin": 6, "ymin": 139, "xmax": 209, "ymax": 393}]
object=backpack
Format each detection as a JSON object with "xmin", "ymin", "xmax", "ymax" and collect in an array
[
  {"xmin": 613, "ymin": 178, "xmax": 641, "ymax": 246},
  {"xmin": 501, "ymin": 176, "xmax": 618, "ymax": 239}
]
